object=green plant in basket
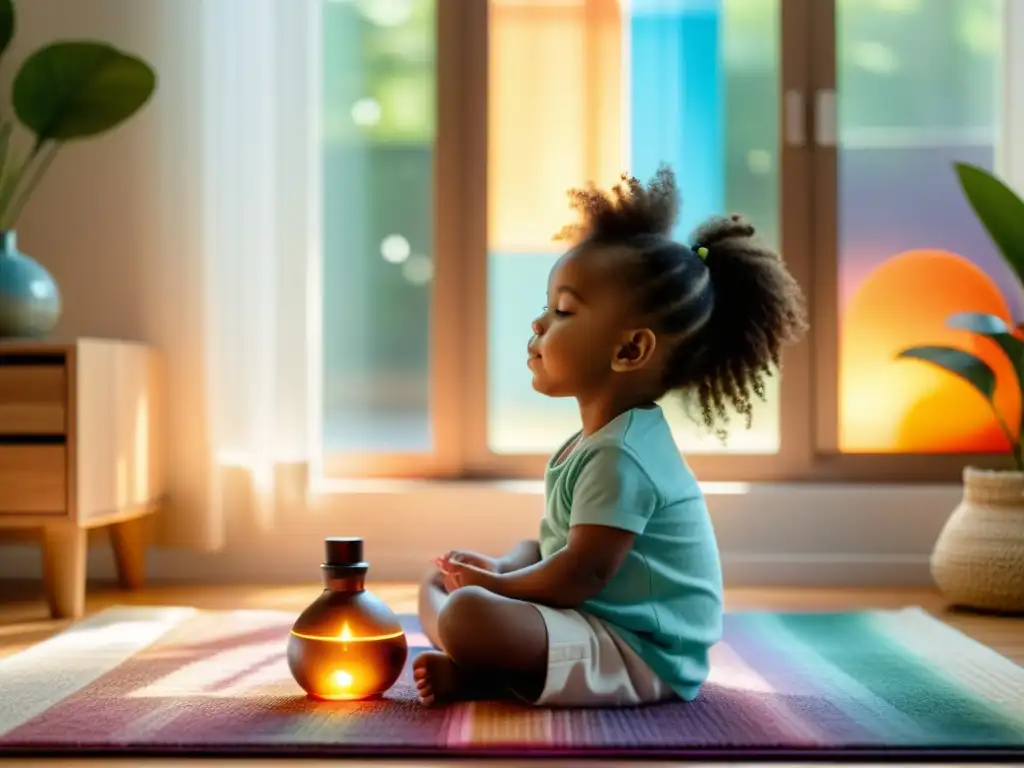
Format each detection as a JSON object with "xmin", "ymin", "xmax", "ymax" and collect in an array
[
  {"xmin": 896, "ymin": 163, "xmax": 1024, "ymax": 470},
  {"xmin": 0, "ymin": 0, "xmax": 156, "ymax": 229},
  {"xmin": 903, "ymin": 162, "xmax": 1024, "ymax": 615}
]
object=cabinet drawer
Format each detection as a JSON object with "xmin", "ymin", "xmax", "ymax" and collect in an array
[
  {"xmin": 0, "ymin": 445, "xmax": 66, "ymax": 513},
  {"xmin": 0, "ymin": 365, "xmax": 66, "ymax": 435}
]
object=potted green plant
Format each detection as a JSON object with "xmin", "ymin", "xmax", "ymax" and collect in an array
[
  {"xmin": 896, "ymin": 162, "xmax": 1024, "ymax": 613},
  {"xmin": 0, "ymin": 0, "xmax": 156, "ymax": 338}
]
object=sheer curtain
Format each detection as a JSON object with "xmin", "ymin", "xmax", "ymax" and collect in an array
[{"xmin": 161, "ymin": 0, "xmax": 319, "ymax": 550}]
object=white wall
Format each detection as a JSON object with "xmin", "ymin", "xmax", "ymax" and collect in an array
[
  {"xmin": 0, "ymin": 1, "xmax": 968, "ymax": 589},
  {"xmin": 0, "ymin": 0, "xmax": 200, "ymax": 342}
]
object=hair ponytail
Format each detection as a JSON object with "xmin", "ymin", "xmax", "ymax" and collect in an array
[{"xmin": 668, "ymin": 213, "xmax": 808, "ymax": 435}]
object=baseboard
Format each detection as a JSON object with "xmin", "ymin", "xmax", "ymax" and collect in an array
[{"xmin": 0, "ymin": 481, "xmax": 958, "ymax": 588}]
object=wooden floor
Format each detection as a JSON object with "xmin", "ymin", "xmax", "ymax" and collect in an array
[{"xmin": 1, "ymin": 580, "xmax": 1021, "ymax": 767}]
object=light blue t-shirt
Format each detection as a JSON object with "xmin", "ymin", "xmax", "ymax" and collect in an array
[{"xmin": 538, "ymin": 405, "xmax": 724, "ymax": 701}]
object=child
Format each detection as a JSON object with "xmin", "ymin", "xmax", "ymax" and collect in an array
[{"xmin": 414, "ymin": 166, "xmax": 808, "ymax": 708}]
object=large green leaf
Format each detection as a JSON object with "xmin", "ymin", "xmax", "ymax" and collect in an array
[
  {"xmin": 955, "ymin": 162, "xmax": 1024, "ymax": 289},
  {"xmin": 896, "ymin": 345, "xmax": 997, "ymax": 402},
  {"xmin": 948, "ymin": 312, "xmax": 1014, "ymax": 336},
  {"xmin": 0, "ymin": 0, "xmax": 13, "ymax": 60},
  {"xmin": 12, "ymin": 42, "xmax": 156, "ymax": 145},
  {"xmin": 947, "ymin": 312, "xmax": 1024, "ymax": 372},
  {"xmin": 948, "ymin": 311, "xmax": 1024, "ymax": 438}
]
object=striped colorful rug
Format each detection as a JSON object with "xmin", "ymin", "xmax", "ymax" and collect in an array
[{"xmin": 0, "ymin": 606, "xmax": 1021, "ymax": 759}]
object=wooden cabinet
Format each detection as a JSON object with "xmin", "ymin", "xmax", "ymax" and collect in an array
[{"xmin": 0, "ymin": 339, "xmax": 164, "ymax": 619}]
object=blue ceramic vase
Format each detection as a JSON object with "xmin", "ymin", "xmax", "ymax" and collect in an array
[{"xmin": 0, "ymin": 231, "xmax": 61, "ymax": 338}]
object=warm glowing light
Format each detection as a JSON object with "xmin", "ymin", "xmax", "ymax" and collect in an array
[
  {"xmin": 289, "ymin": 629, "xmax": 405, "ymax": 644},
  {"xmin": 332, "ymin": 669, "xmax": 354, "ymax": 689},
  {"xmin": 839, "ymin": 249, "xmax": 1019, "ymax": 453},
  {"xmin": 340, "ymin": 623, "xmax": 352, "ymax": 643}
]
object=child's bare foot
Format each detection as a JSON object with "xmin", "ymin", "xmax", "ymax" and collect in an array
[{"xmin": 413, "ymin": 650, "xmax": 471, "ymax": 707}]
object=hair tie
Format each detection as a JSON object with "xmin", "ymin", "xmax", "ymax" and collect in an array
[{"xmin": 695, "ymin": 246, "xmax": 709, "ymax": 261}]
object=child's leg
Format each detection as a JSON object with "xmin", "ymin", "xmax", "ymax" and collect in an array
[
  {"xmin": 413, "ymin": 585, "xmax": 548, "ymax": 706},
  {"xmin": 416, "ymin": 569, "xmax": 449, "ymax": 651},
  {"xmin": 417, "ymin": 589, "xmax": 677, "ymax": 708}
]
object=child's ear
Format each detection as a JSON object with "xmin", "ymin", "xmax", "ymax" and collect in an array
[{"xmin": 611, "ymin": 328, "xmax": 656, "ymax": 372}]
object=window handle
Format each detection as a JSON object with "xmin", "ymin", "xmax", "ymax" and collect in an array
[
  {"xmin": 814, "ymin": 88, "xmax": 837, "ymax": 148},
  {"xmin": 784, "ymin": 89, "xmax": 805, "ymax": 148}
]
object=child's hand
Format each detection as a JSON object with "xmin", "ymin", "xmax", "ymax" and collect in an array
[
  {"xmin": 435, "ymin": 550, "xmax": 498, "ymax": 574},
  {"xmin": 439, "ymin": 558, "xmax": 497, "ymax": 593}
]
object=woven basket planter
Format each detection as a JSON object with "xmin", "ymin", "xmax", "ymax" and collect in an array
[{"xmin": 931, "ymin": 467, "xmax": 1024, "ymax": 613}]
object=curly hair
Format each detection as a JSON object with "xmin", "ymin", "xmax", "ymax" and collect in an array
[{"xmin": 555, "ymin": 165, "xmax": 808, "ymax": 438}]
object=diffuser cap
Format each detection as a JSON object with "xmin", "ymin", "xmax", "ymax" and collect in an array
[{"xmin": 324, "ymin": 537, "xmax": 366, "ymax": 567}]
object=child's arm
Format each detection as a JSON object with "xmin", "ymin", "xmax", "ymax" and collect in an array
[
  {"xmin": 445, "ymin": 447, "xmax": 656, "ymax": 606},
  {"xmin": 494, "ymin": 539, "xmax": 541, "ymax": 574},
  {"xmin": 441, "ymin": 539, "xmax": 540, "ymax": 575},
  {"xmin": 489, "ymin": 525, "xmax": 633, "ymax": 607}
]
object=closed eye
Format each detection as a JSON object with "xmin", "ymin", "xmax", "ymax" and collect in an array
[{"xmin": 542, "ymin": 305, "xmax": 573, "ymax": 318}]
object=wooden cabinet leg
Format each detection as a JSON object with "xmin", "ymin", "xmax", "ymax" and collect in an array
[
  {"xmin": 41, "ymin": 525, "xmax": 87, "ymax": 619},
  {"xmin": 109, "ymin": 517, "xmax": 147, "ymax": 590}
]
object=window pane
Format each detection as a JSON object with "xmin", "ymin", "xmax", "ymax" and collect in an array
[
  {"xmin": 836, "ymin": 0, "xmax": 1012, "ymax": 453},
  {"xmin": 321, "ymin": 0, "xmax": 435, "ymax": 453},
  {"xmin": 487, "ymin": 0, "xmax": 781, "ymax": 454}
]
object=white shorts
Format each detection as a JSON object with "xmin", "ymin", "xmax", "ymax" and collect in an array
[{"xmin": 530, "ymin": 603, "xmax": 677, "ymax": 708}]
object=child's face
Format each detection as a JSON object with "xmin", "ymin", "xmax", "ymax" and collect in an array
[{"xmin": 528, "ymin": 246, "xmax": 654, "ymax": 398}]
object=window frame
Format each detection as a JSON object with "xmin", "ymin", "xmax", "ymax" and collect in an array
[
  {"xmin": 808, "ymin": 0, "xmax": 1014, "ymax": 483},
  {"xmin": 318, "ymin": 0, "xmax": 1017, "ymax": 485}
]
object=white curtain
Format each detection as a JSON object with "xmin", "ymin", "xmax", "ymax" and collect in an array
[{"xmin": 160, "ymin": 0, "xmax": 319, "ymax": 550}]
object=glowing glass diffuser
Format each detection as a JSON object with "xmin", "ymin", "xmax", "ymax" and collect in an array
[{"xmin": 287, "ymin": 537, "xmax": 408, "ymax": 701}]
